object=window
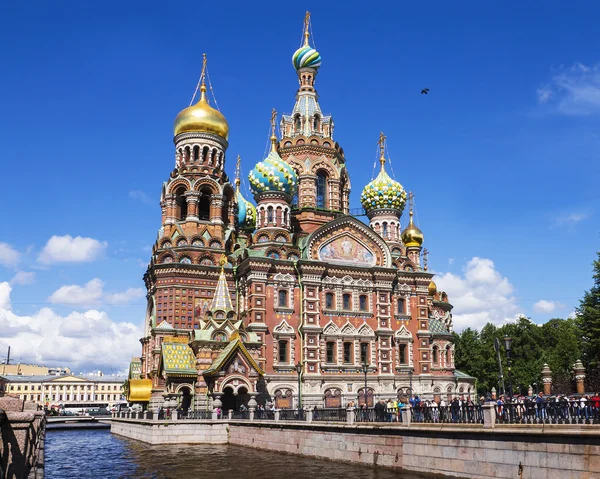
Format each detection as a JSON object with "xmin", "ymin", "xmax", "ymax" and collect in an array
[
  {"xmin": 326, "ymin": 342, "xmax": 335, "ymax": 363},
  {"xmin": 267, "ymin": 206, "xmax": 274, "ymax": 223},
  {"xmin": 342, "ymin": 293, "xmax": 351, "ymax": 310},
  {"xmin": 382, "ymin": 222, "xmax": 388, "ymax": 238},
  {"xmin": 360, "ymin": 343, "xmax": 369, "ymax": 364},
  {"xmin": 174, "ymin": 186, "xmax": 187, "ymax": 221},
  {"xmin": 432, "ymin": 346, "xmax": 439, "ymax": 365},
  {"xmin": 398, "ymin": 344, "xmax": 408, "ymax": 364},
  {"xmin": 198, "ymin": 188, "xmax": 211, "ymax": 220},
  {"xmin": 397, "ymin": 298, "xmax": 405, "ymax": 314},
  {"xmin": 359, "ymin": 295, "xmax": 368, "ymax": 312},
  {"xmin": 343, "ymin": 342, "xmax": 353, "ymax": 364},
  {"xmin": 325, "ymin": 292, "xmax": 334, "ymax": 309},
  {"xmin": 278, "ymin": 289, "xmax": 288, "ymax": 307},
  {"xmin": 278, "ymin": 340, "xmax": 288, "ymax": 363},
  {"xmin": 316, "ymin": 172, "xmax": 327, "ymax": 208}
]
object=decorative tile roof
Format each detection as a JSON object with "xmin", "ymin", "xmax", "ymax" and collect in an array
[
  {"xmin": 128, "ymin": 357, "xmax": 142, "ymax": 380},
  {"xmin": 429, "ymin": 318, "xmax": 449, "ymax": 334},
  {"xmin": 210, "ymin": 266, "xmax": 234, "ymax": 313},
  {"xmin": 203, "ymin": 337, "xmax": 264, "ymax": 377},
  {"xmin": 161, "ymin": 342, "xmax": 196, "ymax": 376}
]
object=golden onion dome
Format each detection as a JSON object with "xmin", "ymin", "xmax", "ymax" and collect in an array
[
  {"xmin": 173, "ymin": 85, "xmax": 229, "ymax": 139},
  {"xmin": 428, "ymin": 280, "xmax": 437, "ymax": 296},
  {"xmin": 401, "ymin": 210, "xmax": 424, "ymax": 247}
]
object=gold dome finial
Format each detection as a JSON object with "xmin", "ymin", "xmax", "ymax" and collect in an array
[
  {"xmin": 303, "ymin": 11, "xmax": 311, "ymax": 47},
  {"xmin": 173, "ymin": 53, "xmax": 229, "ymax": 139},
  {"xmin": 401, "ymin": 192, "xmax": 424, "ymax": 247},
  {"xmin": 219, "ymin": 253, "xmax": 227, "ymax": 269},
  {"xmin": 270, "ymin": 108, "xmax": 278, "ymax": 152},
  {"xmin": 428, "ymin": 280, "xmax": 437, "ymax": 296},
  {"xmin": 235, "ymin": 155, "xmax": 241, "ymax": 193},
  {"xmin": 378, "ymin": 131, "xmax": 387, "ymax": 171}
]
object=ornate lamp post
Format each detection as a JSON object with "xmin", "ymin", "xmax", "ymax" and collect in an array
[
  {"xmin": 295, "ymin": 362, "xmax": 302, "ymax": 417},
  {"xmin": 360, "ymin": 360, "xmax": 369, "ymax": 407},
  {"xmin": 504, "ymin": 336, "xmax": 514, "ymax": 399}
]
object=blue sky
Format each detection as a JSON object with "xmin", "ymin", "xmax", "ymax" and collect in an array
[{"xmin": 0, "ymin": 1, "xmax": 598, "ymax": 371}]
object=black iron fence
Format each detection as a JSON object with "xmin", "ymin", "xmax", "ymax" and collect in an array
[
  {"xmin": 182, "ymin": 410, "xmax": 212, "ymax": 420},
  {"xmin": 279, "ymin": 409, "xmax": 305, "ymax": 421},
  {"xmin": 411, "ymin": 404, "xmax": 483, "ymax": 424},
  {"xmin": 495, "ymin": 401, "xmax": 600, "ymax": 425},
  {"xmin": 312, "ymin": 408, "xmax": 347, "ymax": 422},
  {"xmin": 254, "ymin": 409, "xmax": 275, "ymax": 420}
]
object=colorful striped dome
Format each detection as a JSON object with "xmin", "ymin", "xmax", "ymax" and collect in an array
[
  {"xmin": 236, "ymin": 190, "xmax": 256, "ymax": 229},
  {"xmin": 360, "ymin": 169, "xmax": 407, "ymax": 213},
  {"xmin": 248, "ymin": 150, "xmax": 298, "ymax": 197},
  {"xmin": 292, "ymin": 46, "xmax": 322, "ymax": 70}
]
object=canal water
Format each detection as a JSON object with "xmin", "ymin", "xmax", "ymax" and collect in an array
[{"xmin": 45, "ymin": 429, "xmax": 426, "ymax": 478}]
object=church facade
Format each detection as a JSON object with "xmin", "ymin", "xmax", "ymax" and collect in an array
[{"xmin": 127, "ymin": 16, "xmax": 474, "ymax": 412}]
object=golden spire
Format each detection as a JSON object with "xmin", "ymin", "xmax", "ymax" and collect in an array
[
  {"xmin": 235, "ymin": 155, "xmax": 241, "ymax": 193},
  {"xmin": 378, "ymin": 131, "xmax": 387, "ymax": 170},
  {"xmin": 270, "ymin": 108, "xmax": 278, "ymax": 152},
  {"xmin": 219, "ymin": 253, "xmax": 227, "ymax": 270},
  {"xmin": 401, "ymin": 191, "xmax": 424, "ymax": 247},
  {"xmin": 423, "ymin": 248, "xmax": 429, "ymax": 271},
  {"xmin": 303, "ymin": 11, "xmax": 311, "ymax": 47},
  {"xmin": 199, "ymin": 53, "xmax": 208, "ymax": 102},
  {"xmin": 408, "ymin": 191, "xmax": 415, "ymax": 223}
]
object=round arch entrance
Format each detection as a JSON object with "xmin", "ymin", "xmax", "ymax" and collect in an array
[
  {"xmin": 180, "ymin": 386, "xmax": 192, "ymax": 411},
  {"xmin": 221, "ymin": 385, "xmax": 250, "ymax": 412}
]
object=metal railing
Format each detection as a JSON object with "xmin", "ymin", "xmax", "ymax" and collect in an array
[
  {"xmin": 253, "ymin": 409, "xmax": 275, "ymax": 420},
  {"xmin": 279, "ymin": 409, "xmax": 305, "ymax": 421},
  {"xmin": 495, "ymin": 401, "xmax": 600, "ymax": 425},
  {"xmin": 183, "ymin": 410, "xmax": 212, "ymax": 420},
  {"xmin": 411, "ymin": 405, "xmax": 483, "ymax": 424},
  {"xmin": 312, "ymin": 408, "xmax": 347, "ymax": 422}
]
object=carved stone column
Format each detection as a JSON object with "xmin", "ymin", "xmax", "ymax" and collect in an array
[
  {"xmin": 573, "ymin": 359, "xmax": 586, "ymax": 394},
  {"xmin": 185, "ymin": 191, "xmax": 200, "ymax": 221},
  {"xmin": 541, "ymin": 363, "xmax": 553, "ymax": 395},
  {"xmin": 210, "ymin": 194, "xmax": 224, "ymax": 225}
]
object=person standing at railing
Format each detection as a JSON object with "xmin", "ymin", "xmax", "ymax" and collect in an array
[{"xmin": 535, "ymin": 392, "xmax": 546, "ymax": 421}]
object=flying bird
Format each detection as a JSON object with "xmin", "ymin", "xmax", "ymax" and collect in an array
[{"xmin": 421, "ymin": 88, "xmax": 430, "ymax": 95}]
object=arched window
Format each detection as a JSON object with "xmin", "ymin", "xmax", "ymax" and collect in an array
[
  {"xmin": 193, "ymin": 145, "xmax": 200, "ymax": 161},
  {"xmin": 342, "ymin": 293, "xmax": 351, "ymax": 310},
  {"xmin": 397, "ymin": 298, "xmax": 405, "ymax": 314},
  {"xmin": 283, "ymin": 209, "xmax": 288, "ymax": 226},
  {"xmin": 278, "ymin": 290, "xmax": 288, "ymax": 307},
  {"xmin": 174, "ymin": 187, "xmax": 187, "ymax": 221},
  {"xmin": 446, "ymin": 345, "xmax": 452, "ymax": 366},
  {"xmin": 382, "ymin": 222, "xmax": 388, "ymax": 238},
  {"xmin": 359, "ymin": 295, "xmax": 368, "ymax": 312},
  {"xmin": 202, "ymin": 146, "xmax": 209, "ymax": 163},
  {"xmin": 316, "ymin": 171, "xmax": 327, "ymax": 209},
  {"xmin": 432, "ymin": 346, "xmax": 439, "ymax": 365},
  {"xmin": 267, "ymin": 206, "xmax": 274, "ymax": 223},
  {"xmin": 184, "ymin": 146, "xmax": 191, "ymax": 162},
  {"xmin": 360, "ymin": 343, "xmax": 369, "ymax": 364},
  {"xmin": 278, "ymin": 340, "xmax": 288, "ymax": 363},
  {"xmin": 399, "ymin": 344, "xmax": 407, "ymax": 365},
  {"xmin": 294, "ymin": 115, "xmax": 301, "ymax": 132},
  {"xmin": 313, "ymin": 115, "xmax": 320, "ymax": 131},
  {"xmin": 198, "ymin": 188, "xmax": 211, "ymax": 220},
  {"xmin": 325, "ymin": 292, "xmax": 334, "ymax": 309}
]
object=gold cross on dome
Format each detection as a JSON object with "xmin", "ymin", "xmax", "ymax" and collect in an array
[
  {"xmin": 270, "ymin": 108, "xmax": 277, "ymax": 136},
  {"xmin": 200, "ymin": 53, "xmax": 207, "ymax": 87}
]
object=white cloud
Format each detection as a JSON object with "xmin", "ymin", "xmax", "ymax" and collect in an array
[
  {"xmin": 48, "ymin": 279, "xmax": 145, "ymax": 307},
  {"xmin": 49, "ymin": 279, "xmax": 104, "ymax": 306},
  {"xmin": 448, "ymin": 258, "xmax": 455, "ymax": 265},
  {"xmin": 554, "ymin": 212, "xmax": 589, "ymax": 227},
  {"xmin": 435, "ymin": 257, "xmax": 522, "ymax": 331},
  {"xmin": 105, "ymin": 288, "xmax": 145, "ymax": 305},
  {"xmin": 533, "ymin": 299, "xmax": 565, "ymax": 314},
  {"xmin": 129, "ymin": 190, "xmax": 153, "ymax": 205},
  {"xmin": 10, "ymin": 271, "xmax": 36, "ymax": 285},
  {"xmin": 38, "ymin": 235, "xmax": 107, "ymax": 264},
  {"xmin": 568, "ymin": 311, "xmax": 577, "ymax": 319},
  {"xmin": 537, "ymin": 63, "xmax": 600, "ymax": 115},
  {"xmin": 0, "ymin": 243, "xmax": 20, "ymax": 268},
  {"xmin": 0, "ymin": 281, "xmax": 141, "ymax": 372}
]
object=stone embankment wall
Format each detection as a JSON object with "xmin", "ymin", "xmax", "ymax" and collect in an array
[
  {"xmin": 110, "ymin": 417, "xmax": 600, "ymax": 478},
  {"xmin": 0, "ymin": 396, "xmax": 45, "ymax": 479},
  {"xmin": 111, "ymin": 419, "xmax": 228, "ymax": 445}
]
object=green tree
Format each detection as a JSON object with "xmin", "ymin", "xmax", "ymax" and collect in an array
[{"xmin": 576, "ymin": 251, "xmax": 600, "ymax": 368}]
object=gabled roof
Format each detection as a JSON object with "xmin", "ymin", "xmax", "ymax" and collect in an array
[
  {"xmin": 161, "ymin": 342, "xmax": 196, "ymax": 377},
  {"xmin": 203, "ymin": 337, "xmax": 264, "ymax": 377},
  {"xmin": 209, "ymin": 262, "xmax": 234, "ymax": 313},
  {"xmin": 155, "ymin": 320, "xmax": 175, "ymax": 331}
]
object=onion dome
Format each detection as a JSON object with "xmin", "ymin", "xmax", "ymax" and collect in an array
[
  {"xmin": 248, "ymin": 140, "xmax": 298, "ymax": 197},
  {"xmin": 293, "ymin": 46, "xmax": 322, "ymax": 70},
  {"xmin": 428, "ymin": 280, "xmax": 438, "ymax": 296},
  {"xmin": 401, "ymin": 209, "xmax": 424, "ymax": 247},
  {"xmin": 361, "ymin": 138, "xmax": 407, "ymax": 213},
  {"xmin": 236, "ymin": 190, "xmax": 256, "ymax": 229},
  {"xmin": 173, "ymin": 84, "xmax": 229, "ymax": 140}
]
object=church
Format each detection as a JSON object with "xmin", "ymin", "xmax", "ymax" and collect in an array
[{"xmin": 126, "ymin": 14, "xmax": 474, "ymax": 412}]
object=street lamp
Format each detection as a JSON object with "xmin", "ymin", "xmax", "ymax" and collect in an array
[
  {"xmin": 360, "ymin": 360, "xmax": 369, "ymax": 407},
  {"xmin": 295, "ymin": 362, "xmax": 302, "ymax": 417},
  {"xmin": 504, "ymin": 336, "xmax": 514, "ymax": 400}
]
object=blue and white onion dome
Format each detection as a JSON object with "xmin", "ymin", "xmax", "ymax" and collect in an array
[
  {"xmin": 360, "ymin": 168, "xmax": 407, "ymax": 213},
  {"xmin": 292, "ymin": 45, "xmax": 322, "ymax": 70},
  {"xmin": 236, "ymin": 190, "xmax": 256, "ymax": 229},
  {"xmin": 248, "ymin": 150, "xmax": 298, "ymax": 197}
]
